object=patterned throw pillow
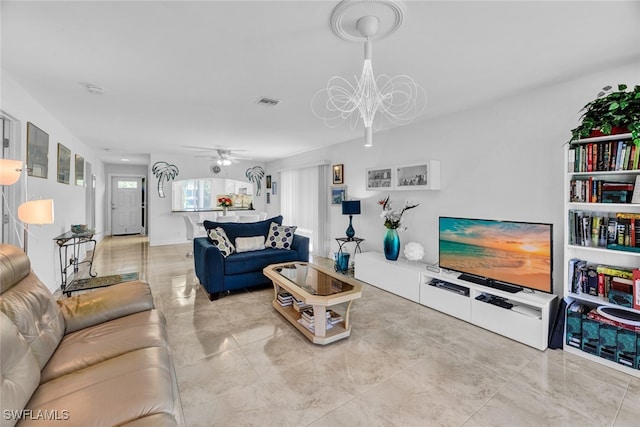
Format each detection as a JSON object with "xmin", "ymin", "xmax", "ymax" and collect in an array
[
  {"xmin": 265, "ymin": 222, "xmax": 297, "ymax": 250},
  {"xmin": 207, "ymin": 227, "xmax": 235, "ymax": 257}
]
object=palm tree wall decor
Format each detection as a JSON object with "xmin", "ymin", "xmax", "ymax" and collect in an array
[
  {"xmin": 245, "ymin": 166, "xmax": 265, "ymax": 196},
  {"xmin": 152, "ymin": 161, "xmax": 179, "ymax": 198}
]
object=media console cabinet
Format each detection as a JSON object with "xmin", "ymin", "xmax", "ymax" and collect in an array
[{"xmin": 354, "ymin": 251, "xmax": 557, "ymax": 350}]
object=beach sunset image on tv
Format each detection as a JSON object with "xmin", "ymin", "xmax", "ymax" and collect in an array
[{"xmin": 439, "ymin": 217, "xmax": 553, "ymax": 292}]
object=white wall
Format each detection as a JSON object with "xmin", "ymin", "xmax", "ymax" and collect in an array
[
  {"xmin": 147, "ymin": 153, "xmax": 266, "ymax": 246},
  {"xmin": 2, "ymin": 72, "xmax": 106, "ymax": 291},
  {"xmin": 266, "ymin": 60, "xmax": 640, "ymax": 298}
]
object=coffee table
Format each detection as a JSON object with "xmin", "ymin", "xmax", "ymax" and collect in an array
[{"xmin": 263, "ymin": 262, "xmax": 362, "ymax": 345}]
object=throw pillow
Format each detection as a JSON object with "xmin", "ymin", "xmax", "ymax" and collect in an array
[
  {"xmin": 235, "ymin": 236, "xmax": 265, "ymax": 253},
  {"xmin": 265, "ymin": 222, "xmax": 297, "ymax": 249},
  {"xmin": 207, "ymin": 227, "xmax": 235, "ymax": 257}
]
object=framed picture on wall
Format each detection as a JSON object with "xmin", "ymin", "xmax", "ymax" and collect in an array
[
  {"xmin": 332, "ymin": 164, "xmax": 344, "ymax": 184},
  {"xmin": 395, "ymin": 160, "xmax": 440, "ymax": 190},
  {"xmin": 266, "ymin": 175, "xmax": 272, "ymax": 189},
  {"xmin": 396, "ymin": 163, "xmax": 429, "ymax": 190},
  {"xmin": 331, "ymin": 185, "xmax": 347, "ymax": 205},
  {"xmin": 75, "ymin": 154, "xmax": 85, "ymax": 186},
  {"xmin": 27, "ymin": 122, "xmax": 49, "ymax": 179},
  {"xmin": 272, "ymin": 181, "xmax": 277, "ymax": 195},
  {"xmin": 57, "ymin": 143, "xmax": 71, "ymax": 184},
  {"xmin": 366, "ymin": 166, "xmax": 393, "ymax": 190}
]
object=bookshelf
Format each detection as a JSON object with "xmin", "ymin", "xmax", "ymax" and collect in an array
[{"xmin": 564, "ymin": 132, "xmax": 640, "ymax": 377}]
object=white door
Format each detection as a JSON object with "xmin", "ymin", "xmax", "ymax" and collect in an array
[{"xmin": 111, "ymin": 176, "xmax": 143, "ymax": 235}]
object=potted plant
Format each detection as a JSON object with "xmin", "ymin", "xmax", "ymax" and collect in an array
[{"xmin": 570, "ymin": 84, "xmax": 640, "ymax": 145}]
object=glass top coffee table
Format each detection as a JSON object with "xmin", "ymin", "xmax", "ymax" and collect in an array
[{"xmin": 263, "ymin": 262, "xmax": 362, "ymax": 345}]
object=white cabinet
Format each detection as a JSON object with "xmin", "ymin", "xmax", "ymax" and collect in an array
[
  {"xmin": 355, "ymin": 251, "xmax": 556, "ymax": 350},
  {"xmin": 564, "ymin": 133, "xmax": 640, "ymax": 377},
  {"xmin": 421, "ymin": 270, "xmax": 556, "ymax": 350},
  {"xmin": 354, "ymin": 252, "xmax": 421, "ymax": 303}
]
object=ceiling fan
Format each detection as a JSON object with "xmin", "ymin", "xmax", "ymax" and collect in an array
[{"xmin": 182, "ymin": 146, "xmax": 249, "ymax": 165}]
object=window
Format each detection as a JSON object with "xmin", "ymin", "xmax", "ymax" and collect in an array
[
  {"xmin": 170, "ymin": 178, "xmax": 253, "ymax": 211},
  {"xmin": 280, "ymin": 164, "xmax": 329, "ymax": 257},
  {"xmin": 117, "ymin": 180, "xmax": 138, "ymax": 189}
]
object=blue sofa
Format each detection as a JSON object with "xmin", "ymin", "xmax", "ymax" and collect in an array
[{"xmin": 194, "ymin": 215, "xmax": 310, "ymax": 300}]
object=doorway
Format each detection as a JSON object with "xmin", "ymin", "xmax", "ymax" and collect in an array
[
  {"xmin": 111, "ymin": 176, "xmax": 143, "ymax": 235},
  {"xmin": 85, "ymin": 162, "xmax": 96, "ymax": 230},
  {"xmin": 1, "ymin": 113, "xmax": 22, "ymax": 246}
]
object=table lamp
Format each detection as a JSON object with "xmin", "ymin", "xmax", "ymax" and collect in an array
[{"xmin": 341, "ymin": 200, "xmax": 361, "ymax": 239}]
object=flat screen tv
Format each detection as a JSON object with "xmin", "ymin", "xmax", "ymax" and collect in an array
[{"xmin": 439, "ymin": 217, "xmax": 553, "ymax": 294}]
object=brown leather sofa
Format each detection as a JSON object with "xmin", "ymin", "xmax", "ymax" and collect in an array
[{"xmin": 0, "ymin": 243, "xmax": 183, "ymax": 427}]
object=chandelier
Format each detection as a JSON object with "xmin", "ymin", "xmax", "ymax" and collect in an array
[{"xmin": 312, "ymin": 0, "xmax": 425, "ymax": 147}]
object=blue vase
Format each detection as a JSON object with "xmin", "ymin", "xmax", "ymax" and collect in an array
[{"xmin": 383, "ymin": 228, "xmax": 400, "ymax": 261}]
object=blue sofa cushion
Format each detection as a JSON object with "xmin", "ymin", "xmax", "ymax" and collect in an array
[
  {"xmin": 224, "ymin": 247, "xmax": 300, "ymax": 275},
  {"xmin": 203, "ymin": 215, "xmax": 283, "ymax": 244}
]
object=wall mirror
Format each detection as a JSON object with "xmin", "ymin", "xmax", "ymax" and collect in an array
[{"xmin": 171, "ymin": 178, "xmax": 253, "ymax": 211}]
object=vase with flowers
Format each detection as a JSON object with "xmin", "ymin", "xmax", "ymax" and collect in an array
[
  {"xmin": 217, "ymin": 196, "xmax": 233, "ymax": 215},
  {"xmin": 378, "ymin": 196, "xmax": 419, "ymax": 260}
]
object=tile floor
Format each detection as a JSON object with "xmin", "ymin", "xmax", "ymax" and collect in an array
[{"xmin": 91, "ymin": 235, "xmax": 640, "ymax": 426}]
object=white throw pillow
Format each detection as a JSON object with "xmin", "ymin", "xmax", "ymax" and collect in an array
[{"xmin": 235, "ymin": 236, "xmax": 266, "ymax": 253}]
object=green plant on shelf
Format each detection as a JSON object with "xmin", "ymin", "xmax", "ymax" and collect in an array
[{"xmin": 570, "ymin": 84, "xmax": 640, "ymax": 146}]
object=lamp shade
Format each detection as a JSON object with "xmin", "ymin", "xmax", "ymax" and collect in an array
[
  {"xmin": 342, "ymin": 200, "xmax": 361, "ymax": 215},
  {"xmin": 18, "ymin": 199, "xmax": 55, "ymax": 224},
  {"xmin": 0, "ymin": 159, "xmax": 23, "ymax": 185}
]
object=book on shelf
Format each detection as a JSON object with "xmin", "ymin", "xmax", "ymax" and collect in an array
[
  {"xmin": 297, "ymin": 317, "xmax": 335, "ymax": 332},
  {"xmin": 571, "ymin": 138, "xmax": 638, "ymax": 173},
  {"xmin": 569, "ymin": 211, "xmax": 640, "ymax": 250},
  {"xmin": 634, "ymin": 269, "xmax": 640, "ymax": 310},
  {"xmin": 569, "ymin": 259, "xmax": 640, "ymax": 307},
  {"xmin": 277, "ymin": 292, "xmax": 293, "ymax": 307},
  {"xmin": 568, "ymin": 179, "xmax": 634, "ymax": 203},
  {"xmin": 300, "ymin": 308, "xmax": 331, "ymax": 323}
]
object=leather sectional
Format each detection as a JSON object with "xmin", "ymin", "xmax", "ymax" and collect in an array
[{"xmin": 0, "ymin": 243, "xmax": 182, "ymax": 427}]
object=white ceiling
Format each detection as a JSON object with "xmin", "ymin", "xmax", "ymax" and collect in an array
[{"xmin": 2, "ymin": 1, "xmax": 640, "ymax": 165}]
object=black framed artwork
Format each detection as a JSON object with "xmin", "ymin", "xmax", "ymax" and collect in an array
[{"xmin": 27, "ymin": 122, "xmax": 49, "ymax": 178}]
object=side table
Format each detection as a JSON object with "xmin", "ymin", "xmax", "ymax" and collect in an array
[
  {"xmin": 335, "ymin": 237, "xmax": 364, "ymax": 256},
  {"xmin": 53, "ymin": 230, "xmax": 98, "ymax": 295},
  {"xmin": 335, "ymin": 237, "xmax": 364, "ymax": 272}
]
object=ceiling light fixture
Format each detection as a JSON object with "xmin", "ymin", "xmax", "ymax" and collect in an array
[
  {"xmin": 216, "ymin": 159, "xmax": 232, "ymax": 166},
  {"xmin": 312, "ymin": 0, "xmax": 425, "ymax": 147},
  {"xmin": 86, "ymin": 84, "xmax": 104, "ymax": 95}
]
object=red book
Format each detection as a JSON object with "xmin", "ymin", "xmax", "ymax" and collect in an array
[
  {"xmin": 634, "ymin": 269, "xmax": 640, "ymax": 310},
  {"xmin": 597, "ymin": 273, "xmax": 605, "ymax": 297},
  {"xmin": 587, "ymin": 144, "xmax": 593, "ymax": 172}
]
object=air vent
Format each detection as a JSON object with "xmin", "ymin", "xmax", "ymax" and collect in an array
[{"xmin": 256, "ymin": 97, "xmax": 281, "ymax": 107}]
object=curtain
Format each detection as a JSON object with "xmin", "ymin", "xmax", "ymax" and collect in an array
[{"xmin": 280, "ymin": 164, "xmax": 328, "ymax": 257}]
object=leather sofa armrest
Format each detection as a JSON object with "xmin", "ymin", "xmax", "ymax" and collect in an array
[
  {"xmin": 291, "ymin": 234, "xmax": 310, "ymax": 262},
  {"xmin": 57, "ymin": 280, "xmax": 155, "ymax": 334}
]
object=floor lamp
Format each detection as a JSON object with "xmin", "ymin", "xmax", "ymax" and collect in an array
[
  {"xmin": 18, "ymin": 199, "xmax": 55, "ymax": 253},
  {"xmin": 0, "ymin": 158, "xmax": 55, "ymax": 252}
]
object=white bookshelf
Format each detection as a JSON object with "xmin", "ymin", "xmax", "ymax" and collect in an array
[{"xmin": 564, "ymin": 133, "xmax": 640, "ymax": 377}]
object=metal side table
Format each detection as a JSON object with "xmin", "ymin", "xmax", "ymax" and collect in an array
[{"xmin": 54, "ymin": 230, "xmax": 98, "ymax": 295}]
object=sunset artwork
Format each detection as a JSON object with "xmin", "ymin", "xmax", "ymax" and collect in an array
[{"xmin": 439, "ymin": 218, "xmax": 553, "ymax": 292}]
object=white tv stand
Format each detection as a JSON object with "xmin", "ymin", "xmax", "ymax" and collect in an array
[{"xmin": 354, "ymin": 252, "xmax": 557, "ymax": 350}]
